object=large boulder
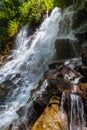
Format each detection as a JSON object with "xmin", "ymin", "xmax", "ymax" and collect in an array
[
  {"xmin": 55, "ymin": 39, "xmax": 75, "ymax": 60},
  {"xmin": 46, "ymin": 63, "xmax": 82, "ymax": 94},
  {"xmin": 48, "ymin": 61, "xmax": 60, "ymax": 70},
  {"xmin": 47, "ymin": 77, "xmax": 71, "ymax": 96},
  {"xmin": 32, "ymin": 98, "xmax": 68, "ymax": 130}
]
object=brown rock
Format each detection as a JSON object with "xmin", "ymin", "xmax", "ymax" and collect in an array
[
  {"xmin": 47, "ymin": 77, "xmax": 71, "ymax": 95},
  {"xmin": 55, "ymin": 39, "xmax": 75, "ymax": 60},
  {"xmin": 59, "ymin": 66, "xmax": 80, "ymax": 79},
  {"xmin": 32, "ymin": 98, "xmax": 68, "ymax": 130}
]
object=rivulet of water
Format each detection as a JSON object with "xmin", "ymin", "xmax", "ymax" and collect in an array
[
  {"xmin": 70, "ymin": 94, "xmax": 86, "ymax": 130},
  {"xmin": 61, "ymin": 93, "xmax": 86, "ymax": 130},
  {"xmin": 0, "ymin": 7, "xmax": 61, "ymax": 129}
]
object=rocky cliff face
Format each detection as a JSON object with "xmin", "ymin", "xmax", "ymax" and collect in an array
[{"xmin": 55, "ymin": 2, "xmax": 87, "ymax": 60}]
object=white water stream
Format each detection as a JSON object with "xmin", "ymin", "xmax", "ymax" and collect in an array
[
  {"xmin": 70, "ymin": 94, "xmax": 86, "ymax": 130},
  {"xmin": 61, "ymin": 93, "xmax": 86, "ymax": 130},
  {"xmin": 0, "ymin": 7, "xmax": 61, "ymax": 129}
]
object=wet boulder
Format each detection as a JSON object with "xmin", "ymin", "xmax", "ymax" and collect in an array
[
  {"xmin": 44, "ymin": 69, "xmax": 57, "ymax": 79},
  {"xmin": 46, "ymin": 65, "xmax": 81, "ymax": 95},
  {"xmin": 33, "ymin": 100, "xmax": 46, "ymax": 115},
  {"xmin": 1, "ymin": 80, "xmax": 17, "ymax": 87},
  {"xmin": 75, "ymin": 64, "xmax": 87, "ymax": 83},
  {"xmin": 48, "ymin": 61, "xmax": 60, "ymax": 70},
  {"xmin": 55, "ymin": 39, "xmax": 75, "ymax": 60},
  {"xmin": 16, "ymin": 106, "xmax": 26, "ymax": 117},
  {"xmin": 8, "ymin": 117, "xmax": 30, "ymax": 130},
  {"xmin": 26, "ymin": 83, "xmax": 51, "ymax": 127},
  {"xmin": 0, "ymin": 80, "xmax": 17, "ymax": 104},
  {"xmin": 47, "ymin": 76, "xmax": 71, "ymax": 96},
  {"xmin": 33, "ymin": 89, "xmax": 51, "ymax": 116},
  {"xmin": 59, "ymin": 66, "xmax": 80, "ymax": 80}
]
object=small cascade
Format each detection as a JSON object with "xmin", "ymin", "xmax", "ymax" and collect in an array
[
  {"xmin": 58, "ymin": 6, "xmax": 76, "ymax": 39},
  {"xmin": 61, "ymin": 92, "xmax": 66, "ymax": 111},
  {"xmin": 61, "ymin": 93, "xmax": 86, "ymax": 130},
  {"xmin": 70, "ymin": 94, "xmax": 86, "ymax": 130}
]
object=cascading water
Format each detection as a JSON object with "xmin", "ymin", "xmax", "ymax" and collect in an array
[
  {"xmin": 58, "ymin": 6, "xmax": 75, "ymax": 38},
  {"xmin": 0, "ymin": 7, "xmax": 61, "ymax": 129},
  {"xmin": 61, "ymin": 93, "xmax": 86, "ymax": 130},
  {"xmin": 70, "ymin": 94, "xmax": 86, "ymax": 130},
  {"xmin": 56, "ymin": 6, "xmax": 82, "ymax": 58}
]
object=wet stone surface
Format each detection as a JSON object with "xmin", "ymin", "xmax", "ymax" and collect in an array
[{"xmin": 0, "ymin": 80, "xmax": 17, "ymax": 104}]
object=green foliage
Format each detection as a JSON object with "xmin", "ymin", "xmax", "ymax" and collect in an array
[
  {"xmin": 44, "ymin": 0, "xmax": 54, "ymax": 10},
  {"xmin": 8, "ymin": 20, "xmax": 20, "ymax": 37},
  {"xmin": 0, "ymin": 0, "xmax": 47, "ymax": 51},
  {"xmin": 0, "ymin": 0, "xmax": 21, "ymax": 51},
  {"xmin": 19, "ymin": 0, "xmax": 66, "ymax": 26},
  {"xmin": 19, "ymin": 0, "xmax": 46, "ymax": 25},
  {"xmin": 0, "ymin": 0, "xmax": 20, "ymax": 20},
  {"xmin": 0, "ymin": 0, "xmax": 70, "ymax": 52},
  {"xmin": 44, "ymin": 0, "xmax": 65, "ymax": 10}
]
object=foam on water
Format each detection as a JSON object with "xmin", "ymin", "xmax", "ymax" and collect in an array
[{"xmin": 0, "ymin": 7, "xmax": 61, "ymax": 129}]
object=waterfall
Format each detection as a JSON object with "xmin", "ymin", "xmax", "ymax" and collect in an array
[
  {"xmin": 61, "ymin": 93, "xmax": 86, "ymax": 130},
  {"xmin": 58, "ymin": 6, "xmax": 76, "ymax": 39},
  {"xmin": 0, "ymin": 7, "xmax": 61, "ymax": 129}
]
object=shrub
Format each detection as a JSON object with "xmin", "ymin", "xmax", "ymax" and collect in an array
[
  {"xmin": 8, "ymin": 20, "xmax": 20, "ymax": 37},
  {"xmin": 19, "ymin": 0, "xmax": 46, "ymax": 25}
]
